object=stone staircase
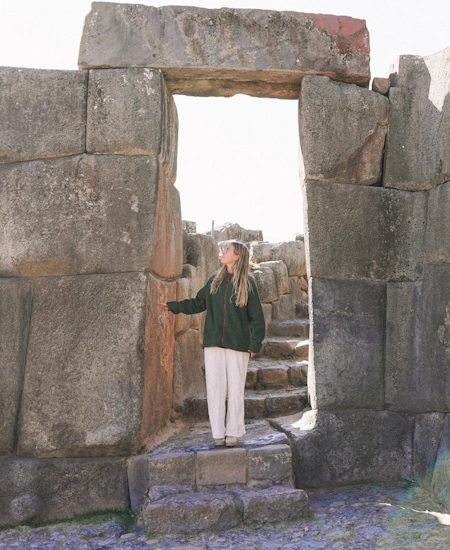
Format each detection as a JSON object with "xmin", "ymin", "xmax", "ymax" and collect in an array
[
  {"xmin": 128, "ymin": 421, "xmax": 309, "ymax": 534},
  {"xmin": 182, "ymin": 317, "xmax": 310, "ymax": 421},
  {"xmin": 129, "ymin": 304, "xmax": 311, "ymax": 534}
]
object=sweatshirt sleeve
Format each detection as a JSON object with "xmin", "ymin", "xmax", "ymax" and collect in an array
[
  {"xmin": 167, "ymin": 280, "xmax": 209, "ymax": 315},
  {"xmin": 247, "ymin": 278, "xmax": 266, "ymax": 353}
]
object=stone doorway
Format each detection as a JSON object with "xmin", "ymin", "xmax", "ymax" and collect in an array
[{"xmin": 174, "ymin": 94, "xmax": 302, "ymax": 241}]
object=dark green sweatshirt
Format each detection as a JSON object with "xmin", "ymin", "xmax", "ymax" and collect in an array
[{"xmin": 167, "ymin": 272, "xmax": 265, "ymax": 353}]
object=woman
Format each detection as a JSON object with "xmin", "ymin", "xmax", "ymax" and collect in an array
[{"xmin": 158, "ymin": 240, "xmax": 265, "ymax": 447}]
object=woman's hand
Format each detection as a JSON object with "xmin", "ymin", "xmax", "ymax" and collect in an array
[
  {"xmin": 248, "ymin": 351, "xmax": 256, "ymax": 358},
  {"xmin": 157, "ymin": 303, "xmax": 169, "ymax": 311}
]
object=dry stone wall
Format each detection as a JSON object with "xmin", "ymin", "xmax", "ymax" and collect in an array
[
  {"xmin": 298, "ymin": 47, "xmax": 450, "ymax": 507},
  {"xmin": 0, "ymin": 64, "xmax": 181, "ymax": 523},
  {"xmin": 2, "ymin": 0, "xmax": 450, "ymax": 524}
]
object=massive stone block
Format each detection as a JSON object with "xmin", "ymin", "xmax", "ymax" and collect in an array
[
  {"xmin": 149, "ymin": 173, "xmax": 183, "ymax": 280},
  {"xmin": 309, "ymin": 277, "xmax": 386, "ymax": 410},
  {"xmin": 183, "ymin": 233, "xmax": 219, "ymax": 289},
  {"xmin": 384, "ymin": 49, "xmax": 450, "ymax": 191},
  {"xmin": 0, "ymin": 456, "xmax": 128, "ymax": 526},
  {"xmin": 419, "ymin": 265, "xmax": 450, "ymax": 410},
  {"xmin": 210, "ymin": 222, "xmax": 263, "ymax": 243},
  {"xmin": 430, "ymin": 414, "xmax": 450, "ymax": 510},
  {"xmin": 78, "ymin": 4, "xmax": 370, "ymax": 98},
  {"xmin": 299, "ymin": 76, "xmax": 388, "ymax": 185},
  {"xmin": 251, "ymin": 266, "xmax": 278, "ymax": 304},
  {"xmin": 250, "ymin": 242, "xmax": 306, "ymax": 277},
  {"xmin": 274, "ymin": 410, "xmax": 413, "ymax": 487},
  {"xmin": 87, "ymin": 68, "xmax": 178, "ymax": 183},
  {"xmin": 173, "ymin": 329, "xmax": 206, "ymax": 411},
  {"xmin": 0, "ymin": 279, "xmax": 32, "ymax": 455},
  {"xmin": 414, "ymin": 413, "xmax": 445, "ymax": 487},
  {"xmin": 304, "ymin": 181, "xmax": 426, "ymax": 281},
  {"xmin": 0, "ymin": 154, "xmax": 181, "ymax": 278},
  {"xmin": 386, "ymin": 266, "xmax": 450, "ymax": 412},
  {"xmin": 259, "ymin": 261, "xmax": 289, "ymax": 295},
  {"xmin": 17, "ymin": 273, "xmax": 149, "ymax": 457},
  {"xmin": 174, "ymin": 278, "xmax": 191, "ymax": 336},
  {"xmin": 425, "ymin": 180, "xmax": 450, "ymax": 263},
  {"xmin": 142, "ymin": 274, "xmax": 177, "ymax": 442},
  {"xmin": 0, "ymin": 67, "xmax": 87, "ymax": 164},
  {"xmin": 128, "ymin": 452, "xmax": 195, "ymax": 512},
  {"xmin": 385, "ymin": 281, "xmax": 425, "ymax": 411}
]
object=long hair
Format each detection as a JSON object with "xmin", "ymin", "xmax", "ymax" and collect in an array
[{"xmin": 211, "ymin": 241, "xmax": 251, "ymax": 307}]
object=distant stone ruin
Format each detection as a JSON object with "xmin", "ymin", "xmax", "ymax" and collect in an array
[{"xmin": 1, "ymin": 1, "xmax": 450, "ymax": 527}]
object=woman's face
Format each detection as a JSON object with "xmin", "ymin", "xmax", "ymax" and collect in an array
[{"xmin": 220, "ymin": 245, "xmax": 240, "ymax": 268}]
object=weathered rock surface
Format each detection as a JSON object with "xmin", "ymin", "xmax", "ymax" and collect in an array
[
  {"xmin": 274, "ymin": 410, "xmax": 414, "ymax": 487},
  {"xmin": 0, "ymin": 67, "xmax": 87, "ymax": 164},
  {"xmin": 384, "ymin": 48, "xmax": 450, "ymax": 190},
  {"xmin": 247, "ymin": 444, "xmax": 292, "ymax": 483},
  {"xmin": 304, "ymin": 181, "xmax": 426, "ymax": 281},
  {"xmin": 0, "ymin": 154, "xmax": 164, "ymax": 277},
  {"xmin": 141, "ymin": 490, "xmax": 240, "ymax": 534},
  {"xmin": 0, "ymin": 279, "xmax": 32, "ymax": 454},
  {"xmin": 430, "ymin": 414, "xmax": 450, "ymax": 509},
  {"xmin": 372, "ymin": 76, "xmax": 391, "ymax": 95},
  {"xmin": 128, "ymin": 452, "xmax": 196, "ymax": 512},
  {"xmin": 143, "ymin": 275, "xmax": 177, "ymax": 441},
  {"xmin": 235, "ymin": 485, "xmax": 309, "ymax": 525},
  {"xmin": 183, "ymin": 233, "xmax": 219, "ymax": 286},
  {"xmin": 0, "ymin": 456, "xmax": 128, "ymax": 526},
  {"xmin": 259, "ymin": 260, "xmax": 289, "ymax": 295},
  {"xmin": 87, "ymin": 68, "xmax": 178, "ymax": 183},
  {"xmin": 251, "ymin": 266, "xmax": 278, "ymax": 303},
  {"xmin": 299, "ymin": 76, "xmax": 388, "ymax": 185},
  {"xmin": 209, "ymin": 222, "xmax": 263, "ymax": 243},
  {"xmin": 310, "ymin": 277, "xmax": 386, "ymax": 410},
  {"xmin": 173, "ymin": 278, "xmax": 191, "ymax": 335},
  {"xmin": 386, "ymin": 265, "xmax": 450, "ymax": 412},
  {"xmin": 148, "ymin": 174, "xmax": 183, "ymax": 280},
  {"xmin": 425, "ymin": 180, "xmax": 450, "ymax": 263},
  {"xmin": 180, "ymin": 232, "xmax": 218, "ymax": 332},
  {"xmin": 78, "ymin": 4, "xmax": 370, "ymax": 98},
  {"xmin": 252, "ymin": 241, "xmax": 306, "ymax": 277},
  {"xmin": 271, "ymin": 294, "xmax": 296, "ymax": 322},
  {"xmin": 414, "ymin": 412, "xmax": 445, "ymax": 488},
  {"xmin": 17, "ymin": 273, "xmax": 150, "ymax": 457}
]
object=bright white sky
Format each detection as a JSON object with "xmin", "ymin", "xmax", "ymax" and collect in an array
[{"xmin": 1, "ymin": 0, "xmax": 450, "ymax": 241}]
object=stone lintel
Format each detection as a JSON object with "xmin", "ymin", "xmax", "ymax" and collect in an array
[{"xmin": 78, "ymin": 4, "xmax": 370, "ymax": 99}]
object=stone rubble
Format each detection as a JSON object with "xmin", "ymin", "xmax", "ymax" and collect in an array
[{"xmin": 1, "ymin": 484, "xmax": 450, "ymax": 549}]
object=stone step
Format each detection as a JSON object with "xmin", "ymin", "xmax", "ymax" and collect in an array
[
  {"xmin": 261, "ymin": 337, "xmax": 309, "ymax": 359},
  {"xmin": 139, "ymin": 485, "xmax": 310, "ymax": 534},
  {"xmin": 268, "ymin": 319, "xmax": 310, "ymax": 338},
  {"xmin": 246, "ymin": 359, "xmax": 308, "ymax": 390},
  {"xmin": 183, "ymin": 387, "xmax": 308, "ymax": 420},
  {"xmin": 127, "ymin": 420, "xmax": 294, "ymax": 512}
]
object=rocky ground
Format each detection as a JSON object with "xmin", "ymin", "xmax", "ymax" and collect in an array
[{"xmin": 1, "ymin": 483, "xmax": 449, "ymax": 549}]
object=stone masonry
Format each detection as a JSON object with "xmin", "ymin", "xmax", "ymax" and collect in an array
[{"xmin": 1, "ymin": 1, "xmax": 450, "ymax": 526}]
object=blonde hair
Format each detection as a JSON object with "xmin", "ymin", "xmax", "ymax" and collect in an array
[{"xmin": 211, "ymin": 240, "xmax": 251, "ymax": 307}]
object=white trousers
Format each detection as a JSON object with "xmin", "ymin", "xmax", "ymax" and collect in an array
[{"xmin": 204, "ymin": 346, "xmax": 249, "ymax": 439}]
